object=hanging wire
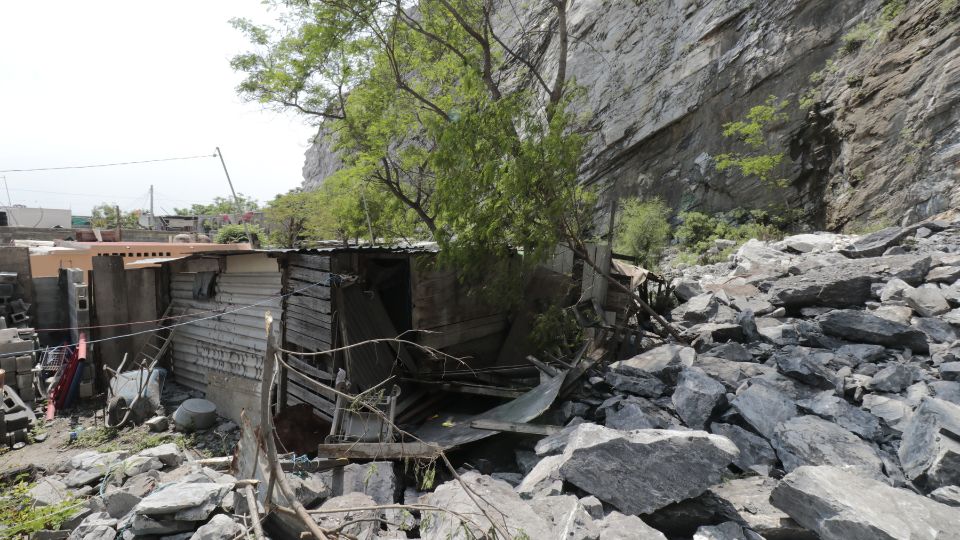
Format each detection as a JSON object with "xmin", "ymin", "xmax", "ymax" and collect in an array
[{"xmin": 0, "ymin": 153, "xmax": 216, "ymax": 173}]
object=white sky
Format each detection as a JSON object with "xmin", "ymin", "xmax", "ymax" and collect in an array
[{"xmin": 0, "ymin": 1, "xmax": 316, "ymax": 215}]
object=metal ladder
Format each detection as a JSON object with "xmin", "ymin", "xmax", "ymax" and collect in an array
[{"xmin": 131, "ymin": 304, "xmax": 180, "ymax": 369}]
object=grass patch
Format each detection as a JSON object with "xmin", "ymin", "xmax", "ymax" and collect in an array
[{"xmin": 0, "ymin": 475, "xmax": 80, "ymax": 536}]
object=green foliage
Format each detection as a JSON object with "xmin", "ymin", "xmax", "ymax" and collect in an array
[
  {"xmin": 841, "ymin": 0, "xmax": 906, "ymax": 53},
  {"xmin": 0, "ymin": 476, "xmax": 79, "ymax": 536},
  {"xmin": 674, "ymin": 209, "xmax": 789, "ymax": 264},
  {"xmin": 614, "ymin": 197, "xmax": 672, "ymax": 269},
  {"xmin": 529, "ymin": 304, "xmax": 583, "ymax": 355},
  {"xmin": 90, "ymin": 203, "xmax": 140, "ymax": 229},
  {"xmin": 714, "ymin": 96, "xmax": 789, "ymax": 186},
  {"xmin": 173, "ymin": 194, "xmax": 259, "ymax": 216},
  {"xmin": 215, "ymin": 223, "xmax": 263, "ymax": 244},
  {"xmin": 232, "ymin": 1, "xmax": 592, "ymax": 306},
  {"xmin": 943, "ymin": 0, "xmax": 959, "ymax": 16},
  {"xmin": 264, "ymin": 189, "xmax": 321, "ymax": 248}
]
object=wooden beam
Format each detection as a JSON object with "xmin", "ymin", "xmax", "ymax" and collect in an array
[
  {"xmin": 468, "ymin": 419, "xmax": 562, "ymax": 436},
  {"xmin": 315, "ymin": 442, "xmax": 442, "ymax": 460}
]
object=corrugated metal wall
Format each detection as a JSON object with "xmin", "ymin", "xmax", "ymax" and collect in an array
[{"xmin": 170, "ymin": 270, "xmax": 282, "ymax": 394}]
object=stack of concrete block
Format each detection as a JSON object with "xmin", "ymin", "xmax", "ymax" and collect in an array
[
  {"xmin": 0, "ymin": 271, "xmax": 30, "ymax": 327},
  {"xmin": 0, "ymin": 327, "xmax": 37, "ymax": 403}
]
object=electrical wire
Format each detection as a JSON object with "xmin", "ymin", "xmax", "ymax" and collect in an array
[
  {"xmin": 0, "ymin": 153, "xmax": 216, "ymax": 173},
  {"xmin": 0, "ymin": 279, "xmax": 327, "ymax": 359}
]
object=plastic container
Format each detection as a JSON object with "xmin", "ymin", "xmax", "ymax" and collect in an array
[{"xmin": 173, "ymin": 398, "xmax": 218, "ymax": 431}]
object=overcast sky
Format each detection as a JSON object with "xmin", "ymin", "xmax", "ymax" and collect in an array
[{"xmin": 0, "ymin": 1, "xmax": 316, "ymax": 215}]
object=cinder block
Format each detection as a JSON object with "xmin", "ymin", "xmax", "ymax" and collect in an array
[
  {"xmin": 16, "ymin": 373, "xmax": 32, "ymax": 391},
  {"xmin": 17, "ymin": 383, "xmax": 34, "ymax": 403},
  {"xmin": 15, "ymin": 355, "xmax": 32, "ymax": 373},
  {"xmin": 0, "ymin": 328, "xmax": 19, "ymax": 342},
  {"xmin": 0, "ymin": 356, "xmax": 16, "ymax": 373},
  {"xmin": 0, "ymin": 340, "xmax": 32, "ymax": 354},
  {"xmin": 79, "ymin": 381, "xmax": 94, "ymax": 399}
]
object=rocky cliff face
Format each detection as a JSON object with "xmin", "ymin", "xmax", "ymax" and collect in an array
[{"xmin": 301, "ymin": 0, "xmax": 960, "ymax": 230}]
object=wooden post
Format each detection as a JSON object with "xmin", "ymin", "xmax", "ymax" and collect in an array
[
  {"xmin": 242, "ymin": 484, "xmax": 266, "ymax": 540},
  {"xmin": 260, "ymin": 312, "xmax": 330, "ymax": 540}
]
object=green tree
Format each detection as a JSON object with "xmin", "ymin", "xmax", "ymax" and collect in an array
[
  {"xmin": 232, "ymin": 1, "xmax": 600, "ymax": 301},
  {"xmin": 173, "ymin": 194, "xmax": 259, "ymax": 216},
  {"xmin": 90, "ymin": 203, "xmax": 139, "ymax": 229},
  {"xmin": 614, "ymin": 198, "xmax": 672, "ymax": 269},
  {"xmin": 264, "ymin": 189, "xmax": 320, "ymax": 248},
  {"xmin": 215, "ymin": 223, "xmax": 263, "ymax": 244},
  {"xmin": 714, "ymin": 95, "xmax": 790, "ymax": 186}
]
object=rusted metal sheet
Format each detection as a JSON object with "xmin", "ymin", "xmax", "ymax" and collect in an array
[
  {"xmin": 414, "ymin": 373, "xmax": 565, "ymax": 449},
  {"xmin": 170, "ymin": 270, "xmax": 280, "ymax": 392}
]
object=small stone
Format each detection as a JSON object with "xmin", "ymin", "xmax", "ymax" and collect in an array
[
  {"xmin": 144, "ymin": 417, "xmax": 168, "ymax": 433},
  {"xmin": 136, "ymin": 443, "xmax": 183, "ymax": 468}
]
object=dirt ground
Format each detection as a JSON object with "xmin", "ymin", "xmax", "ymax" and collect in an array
[{"xmin": 0, "ymin": 384, "xmax": 239, "ymax": 478}]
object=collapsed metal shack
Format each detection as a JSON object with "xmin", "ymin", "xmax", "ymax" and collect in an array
[{"xmin": 161, "ymin": 246, "xmax": 514, "ymax": 429}]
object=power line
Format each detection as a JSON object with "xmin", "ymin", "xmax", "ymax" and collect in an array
[
  {"xmin": 1, "ymin": 279, "xmax": 327, "ymax": 359},
  {"xmin": 0, "ymin": 153, "xmax": 216, "ymax": 173}
]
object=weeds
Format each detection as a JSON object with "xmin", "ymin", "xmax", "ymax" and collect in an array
[{"xmin": 0, "ymin": 476, "xmax": 79, "ymax": 536}]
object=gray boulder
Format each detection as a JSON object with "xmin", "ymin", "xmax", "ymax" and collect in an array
[
  {"xmin": 136, "ymin": 444, "xmax": 183, "ymax": 468},
  {"xmin": 912, "ymin": 317, "xmax": 958, "ymax": 343},
  {"xmin": 604, "ymin": 370, "xmax": 666, "ymax": 397},
  {"xmin": 905, "ymin": 286, "xmax": 951, "ymax": 317},
  {"xmin": 529, "ymin": 495, "xmax": 599, "ymax": 540},
  {"xmin": 609, "ymin": 344, "xmax": 696, "ymax": 385},
  {"xmin": 101, "ymin": 490, "xmax": 141, "ymax": 519},
  {"xmin": 605, "ymin": 396, "xmax": 677, "ymax": 431},
  {"xmin": 768, "ymin": 255, "xmax": 930, "ymax": 308},
  {"xmin": 927, "ymin": 265, "xmax": 960, "ymax": 283},
  {"xmin": 134, "ymin": 482, "xmax": 229, "ymax": 518},
  {"xmin": 929, "ymin": 485, "xmax": 960, "ymax": 507},
  {"xmin": 796, "ymin": 391, "xmax": 882, "ymax": 440},
  {"xmin": 703, "ymin": 476, "xmax": 814, "ymax": 540},
  {"xmin": 27, "ymin": 477, "xmax": 70, "ymax": 507},
  {"xmin": 770, "ymin": 416, "xmax": 885, "ymax": 479},
  {"xmin": 597, "ymin": 511, "xmax": 666, "ymax": 540},
  {"xmin": 693, "ymin": 521, "xmax": 762, "ymax": 540},
  {"xmin": 869, "ymin": 363, "xmax": 915, "ymax": 393},
  {"xmin": 312, "ymin": 492, "xmax": 382, "ymax": 540},
  {"xmin": 421, "ymin": 472, "xmax": 553, "ymax": 540},
  {"xmin": 773, "ymin": 347, "xmax": 840, "ymax": 390},
  {"xmin": 841, "ymin": 226, "xmax": 914, "ymax": 258},
  {"xmin": 898, "ymin": 397, "xmax": 960, "ymax": 492},
  {"xmin": 190, "ymin": 514, "xmax": 243, "ymax": 540},
  {"xmin": 730, "ymin": 379, "xmax": 798, "ymax": 440},
  {"xmin": 709, "ymin": 423, "xmax": 778, "ymax": 475},
  {"xmin": 770, "ymin": 465, "xmax": 960, "ymax": 540},
  {"xmin": 557, "ymin": 424, "xmax": 739, "ymax": 515},
  {"xmin": 516, "ymin": 454, "xmax": 564, "ymax": 499},
  {"xmin": 940, "ymin": 362, "xmax": 960, "ymax": 382},
  {"xmin": 321, "ymin": 461, "xmax": 396, "ymax": 504},
  {"xmin": 672, "ymin": 367, "xmax": 727, "ymax": 429},
  {"xmin": 819, "ymin": 310, "xmax": 929, "ymax": 353}
]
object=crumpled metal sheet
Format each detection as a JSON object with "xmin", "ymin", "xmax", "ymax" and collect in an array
[{"xmin": 414, "ymin": 374, "xmax": 565, "ymax": 449}]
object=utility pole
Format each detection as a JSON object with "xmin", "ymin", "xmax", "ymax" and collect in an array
[
  {"xmin": 215, "ymin": 147, "xmax": 254, "ymax": 246},
  {"xmin": 149, "ymin": 184, "xmax": 156, "ymax": 230}
]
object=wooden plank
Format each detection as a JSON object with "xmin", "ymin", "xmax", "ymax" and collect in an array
[
  {"xmin": 288, "ymin": 294, "xmax": 331, "ymax": 314},
  {"xmin": 286, "ymin": 327, "xmax": 331, "ymax": 353},
  {"xmin": 288, "ymin": 267, "xmax": 330, "ymax": 285},
  {"xmin": 287, "ymin": 356, "xmax": 334, "ymax": 381},
  {"xmin": 286, "ymin": 304, "xmax": 333, "ymax": 326},
  {"xmin": 315, "ymin": 442, "xmax": 442, "ymax": 460},
  {"xmin": 468, "ymin": 419, "xmax": 561, "ymax": 436},
  {"xmin": 287, "ymin": 278, "xmax": 331, "ymax": 300},
  {"xmin": 286, "ymin": 376, "xmax": 336, "ymax": 415},
  {"xmin": 413, "ymin": 301, "xmax": 503, "ymax": 331},
  {"xmin": 289, "ymin": 254, "xmax": 331, "ymax": 271},
  {"xmin": 285, "ymin": 317, "xmax": 332, "ymax": 345},
  {"xmin": 418, "ymin": 315, "xmax": 507, "ymax": 350}
]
